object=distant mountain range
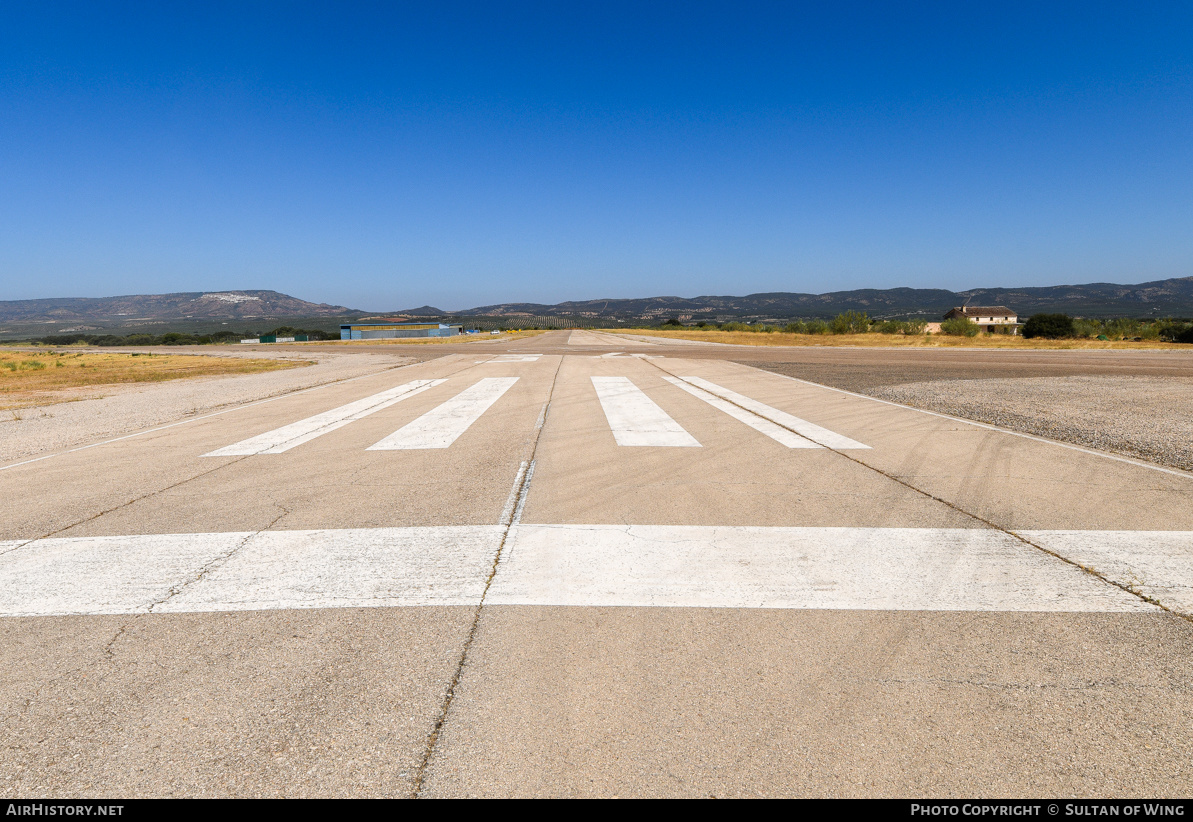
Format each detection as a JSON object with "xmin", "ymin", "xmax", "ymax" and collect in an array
[
  {"xmin": 3, "ymin": 278, "xmax": 1191, "ymax": 330},
  {"xmin": 0, "ymin": 290, "xmax": 360, "ymax": 325},
  {"xmin": 397, "ymin": 276, "xmax": 1193, "ymax": 321}
]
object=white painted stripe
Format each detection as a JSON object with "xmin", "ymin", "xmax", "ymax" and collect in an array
[
  {"xmin": 0, "ymin": 532, "xmax": 250, "ymax": 615},
  {"xmin": 157, "ymin": 527, "xmax": 501, "ymax": 612},
  {"xmin": 772, "ymin": 372, "xmax": 1193, "ymax": 480},
  {"xmin": 0, "ymin": 363, "xmax": 420, "ymax": 473},
  {"xmin": 1, "ymin": 526, "xmax": 1173, "ymax": 617},
  {"xmin": 1020, "ymin": 530, "xmax": 1193, "ymax": 614},
  {"xmin": 677, "ymin": 376, "xmax": 870, "ymax": 449},
  {"xmin": 591, "ymin": 376, "xmax": 700, "ymax": 447},
  {"xmin": 368, "ymin": 377, "xmax": 519, "ymax": 450},
  {"xmin": 202, "ymin": 380, "xmax": 446, "ymax": 456},
  {"xmin": 478, "ymin": 355, "xmax": 541, "ymax": 362},
  {"xmin": 489, "ymin": 526, "xmax": 1151, "ymax": 612},
  {"xmin": 662, "ymin": 376, "xmax": 819, "ymax": 448},
  {"xmin": 499, "ymin": 461, "xmax": 530, "ymax": 526}
]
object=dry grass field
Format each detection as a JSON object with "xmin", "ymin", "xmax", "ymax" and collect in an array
[
  {"xmin": 0, "ymin": 350, "xmax": 302, "ymax": 410},
  {"xmin": 608, "ymin": 328, "xmax": 1184, "ymax": 350}
]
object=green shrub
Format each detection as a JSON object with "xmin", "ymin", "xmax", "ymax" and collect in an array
[
  {"xmin": 1175, "ymin": 326, "xmax": 1193, "ymax": 344},
  {"xmin": 805, "ymin": 320, "xmax": 829, "ymax": 334},
  {"xmin": 720, "ymin": 321, "xmax": 749, "ymax": 332},
  {"xmin": 1072, "ymin": 318, "xmax": 1102, "ymax": 338},
  {"xmin": 1103, "ymin": 318, "xmax": 1141, "ymax": 340},
  {"xmin": 1021, "ymin": 313, "xmax": 1074, "ymax": 339},
  {"xmin": 829, "ymin": 311, "xmax": 871, "ymax": 334},
  {"xmin": 783, "ymin": 321, "xmax": 806, "ymax": 334},
  {"xmin": 904, "ymin": 319, "xmax": 927, "ymax": 334},
  {"xmin": 941, "ymin": 316, "xmax": 980, "ymax": 337}
]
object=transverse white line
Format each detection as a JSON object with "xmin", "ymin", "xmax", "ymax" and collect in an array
[
  {"xmin": 368, "ymin": 377, "xmax": 519, "ymax": 450},
  {"xmin": 591, "ymin": 376, "xmax": 700, "ymax": 447},
  {"xmin": 202, "ymin": 380, "xmax": 446, "ymax": 456},
  {"xmin": 662, "ymin": 376, "xmax": 820, "ymax": 448},
  {"xmin": 0, "ymin": 526, "xmax": 1170, "ymax": 616},
  {"xmin": 677, "ymin": 376, "xmax": 870, "ymax": 450}
]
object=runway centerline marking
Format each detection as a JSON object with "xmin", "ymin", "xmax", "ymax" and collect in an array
[
  {"xmin": 676, "ymin": 376, "xmax": 870, "ymax": 450},
  {"xmin": 203, "ymin": 380, "xmax": 446, "ymax": 456},
  {"xmin": 368, "ymin": 377, "xmax": 519, "ymax": 450},
  {"xmin": 0, "ymin": 526, "xmax": 1171, "ymax": 616},
  {"xmin": 591, "ymin": 376, "xmax": 700, "ymax": 447},
  {"xmin": 662, "ymin": 376, "xmax": 820, "ymax": 448}
]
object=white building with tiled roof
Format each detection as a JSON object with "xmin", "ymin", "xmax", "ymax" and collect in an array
[{"xmin": 944, "ymin": 305, "xmax": 1019, "ymax": 333}]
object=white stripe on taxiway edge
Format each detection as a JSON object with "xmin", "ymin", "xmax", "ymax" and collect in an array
[
  {"xmin": 662, "ymin": 376, "xmax": 819, "ymax": 448},
  {"xmin": 678, "ymin": 376, "xmax": 869, "ymax": 449},
  {"xmin": 1, "ymin": 526, "xmax": 1177, "ymax": 616},
  {"xmin": 202, "ymin": 380, "xmax": 447, "ymax": 456},
  {"xmin": 591, "ymin": 376, "xmax": 700, "ymax": 447},
  {"xmin": 368, "ymin": 377, "xmax": 519, "ymax": 450}
]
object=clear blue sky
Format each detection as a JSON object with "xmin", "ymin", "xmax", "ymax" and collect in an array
[{"xmin": 2, "ymin": 2, "xmax": 1190, "ymax": 310}]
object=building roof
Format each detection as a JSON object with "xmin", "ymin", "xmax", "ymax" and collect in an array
[{"xmin": 953, "ymin": 306, "xmax": 1016, "ymax": 316}]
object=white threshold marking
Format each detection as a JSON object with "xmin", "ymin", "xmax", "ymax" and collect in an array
[
  {"xmin": 0, "ymin": 363, "xmax": 416, "ymax": 472},
  {"xmin": 0, "ymin": 526, "xmax": 1174, "ymax": 616},
  {"xmin": 677, "ymin": 376, "xmax": 869, "ymax": 450},
  {"xmin": 478, "ymin": 355, "xmax": 541, "ymax": 363},
  {"xmin": 591, "ymin": 376, "xmax": 700, "ymax": 447},
  {"xmin": 203, "ymin": 380, "xmax": 446, "ymax": 456},
  {"xmin": 773, "ymin": 373, "xmax": 1193, "ymax": 480},
  {"xmin": 368, "ymin": 377, "xmax": 519, "ymax": 450},
  {"xmin": 662, "ymin": 376, "xmax": 819, "ymax": 448}
]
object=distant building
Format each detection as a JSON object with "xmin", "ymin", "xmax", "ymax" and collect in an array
[
  {"xmin": 340, "ymin": 321, "xmax": 463, "ymax": 340},
  {"xmin": 944, "ymin": 306, "xmax": 1019, "ymax": 334}
]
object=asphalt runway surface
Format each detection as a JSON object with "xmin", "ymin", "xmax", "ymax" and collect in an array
[{"xmin": 3, "ymin": 330, "xmax": 1192, "ymax": 797}]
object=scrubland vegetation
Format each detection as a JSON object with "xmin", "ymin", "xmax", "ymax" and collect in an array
[
  {"xmin": 24, "ymin": 326, "xmax": 341, "ymax": 347},
  {"xmin": 628, "ymin": 312, "xmax": 1193, "ymax": 348}
]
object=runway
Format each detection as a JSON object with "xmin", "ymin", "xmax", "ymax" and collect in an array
[{"xmin": 3, "ymin": 330, "xmax": 1192, "ymax": 796}]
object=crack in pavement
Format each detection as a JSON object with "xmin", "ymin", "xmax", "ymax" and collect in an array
[
  {"xmin": 0, "ymin": 354, "xmax": 500, "ymax": 560},
  {"xmin": 409, "ymin": 355, "xmax": 564, "ymax": 798},
  {"xmin": 145, "ymin": 505, "xmax": 292, "ymax": 613},
  {"xmin": 648, "ymin": 361, "xmax": 1190, "ymax": 622}
]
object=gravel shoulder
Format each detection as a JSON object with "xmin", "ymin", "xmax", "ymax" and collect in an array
[
  {"xmin": 745, "ymin": 352, "xmax": 1193, "ymax": 474},
  {"xmin": 0, "ymin": 349, "xmax": 424, "ymax": 464},
  {"xmin": 870, "ymin": 376, "xmax": 1193, "ymax": 473}
]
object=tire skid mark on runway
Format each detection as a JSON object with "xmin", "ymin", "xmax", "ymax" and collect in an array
[
  {"xmin": 661, "ymin": 376, "xmax": 821, "ymax": 448},
  {"xmin": 674, "ymin": 375, "xmax": 870, "ymax": 449},
  {"xmin": 648, "ymin": 360, "xmax": 1191, "ymax": 620},
  {"xmin": 773, "ymin": 372, "xmax": 1193, "ymax": 481}
]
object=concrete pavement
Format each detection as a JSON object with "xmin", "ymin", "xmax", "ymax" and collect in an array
[{"xmin": 2, "ymin": 330, "xmax": 1192, "ymax": 796}]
